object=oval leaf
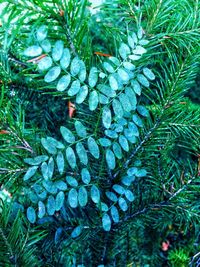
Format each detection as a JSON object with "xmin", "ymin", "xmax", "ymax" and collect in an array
[
  {"xmin": 89, "ymin": 91, "xmax": 99, "ymax": 111},
  {"xmin": 76, "ymin": 142, "xmax": 88, "ymax": 165},
  {"xmin": 44, "ymin": 66, "xmax": 61, "ymax": 83},
  {"xmin": 56, "ymin": 74, "xmax": 71, "ymax": 92},
  {"xmin": 60, "ymin": 126, "xmax": 75, "ymax": 143},
  {"xmin": 91, "ymin": 185, "xmax": 100, "ymax": 203},
  {"xmin": 68, "ymin": 188, "xmax": 78, "ymax": 208},
  {"xmin": 87, "ymin": 137, "xmax": 100, "ymax": 159},
  {"xmin": 27, "ymin": 207, "xmax": 36, "ymax": 223},
  {"xmin": 55, "ymin": 191, "xmax": 65, "ymax": 211},
  {"xmin": 66, "ymin": 147, "xmax": 76, "ymax": 169},
  {"xmin": 102, "ymin": 107, "xmax": 112, "ymax": 129},
  {"xmin": 78, "ymin": 186, "xmax": 88, "ymax": 207},
  {"xmin": 23, "ymin": 166, "xmax": 38, "ymax": 181},
  {"xmin": 106, "ymin": 149, "xmax": 116, "ymax": 170},
  {"xmin": 102, "ymin": 213, "xmax": 111, "ymax": 231}
]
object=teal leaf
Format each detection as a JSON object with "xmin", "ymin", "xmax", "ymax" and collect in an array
[
  {"xmin": 60, "ymin": 126, "xmax": 75, "ymax": 143},
  {"xmin": 133, "ymin": 46, "xmax": 146, "ymax": 55},
  {"xmin": 99, "ymin": 94, "xmax": 109, "ymax": 104},
  {"xmin": 71, "ymin": 226, "xmax": 83, "ymax": 238},
  {"xmin": 119, "ymin": 135, "xmax": 129, "ymax": 152},
  {"xmin": 41, "ymin": 162, "xmax": 48, "ymax": 180},
  {"xmin": 118, "ymin": 197, "xmax": 128, "ymax": 211},
  {"xmin": 131, "ymin": 80, "xmax": 141, "ymax": 95},
  {"xmin": 139, "ymin": 39, "xmax": 149, "ymax": 45},
  {"xmin": 137, "ymin": 27, "xmax": 143, "ymax": 39},
  {"xmin": 47, "ymin": 195, "xmax": 56, "ymax": 215},
  {"xmin": 117, "ymin": 118, "xmax": 127, "ymax": 126},
  {"xmin": 112, "ymin": 99, "xmax": 124, "ymax": 118},
  {"xmin": 60, "ymin": 48, "xmax": 71, "ymax": 69},
  {"xmin": 23, "ymin": 166, "xmax": 38, "ymax": 181},
  {"xmin": 24, "ymin": 155, "xmax": 48, "ymax": 165},
  {"xmin": 129, "ymin": 55, "xmax": 141, "ymax": 61},
  {"xmin": 66, "ymin": 147, "xmax": 76, "ymax": 169},
  {"xmin": 109, "ymin": 56, "xmax": 120, "ymax": 66},
  {"xmin": 135, "ymin": 169, "xmax": 147, "ymax": 177},
  {"xmin": 119, "ymin": 43, "xmax": 130, "ymax": 59},
  {"xmin": 99, "ymin": 202, "xmax": 109, "ymax": 212},
  {"xmin": 55, "ymin": 191, "xmax": 65, "ymax": 211},
  {"xmin": 123, "ymin": 62, "xmax": 135, "ymax": 71},
  {"xmin": 38, "ymin": 56, "xmax": 52, "ymax": 71},
  {"xmin": 89, "ymin": 91, "xmax": 99, "ymax": 111},
  {"xmin": 75, "ymin": 121, "xmax": 87, "ymax": 138},
  {"xmin": 29, "ymin": 191, "xmax": 38, "ymax": 204},
  {"xmin": 119, "ymin": 93, "xmax": 132, "ymax": 112},
  {"xmin": 48, "ymin": 157, "xmax": 54, "ymax": 179},
  {"xmin": 68, "ymin": 188, "xmax": 78, "ymax": 208},
  {"xmin": 76, "ymin": 142, "xmax": 88, "ymax": 165},
  {"xmin": 121, "ymin": 175, "xmax": 135, "ymax": 186},
  {"xmin": 78, "ymin": 186, "xmax": 88, "ymax": 207},
  {"xmin": 103, "ymin": 62, "xmax": 115, "ymax": 73},
  {"xmin": 54, "ymin": 180, "xmax": 67, "ymax": 190},
  {"xmin": 117, "ymin": 68, "xmax": 129, "ymax": 82},
  {"xmin": 124, "ymin": 128, "xmax": 137, "ymax": 143},
  {"xmin": 127, "ymin": 167, "xmax": 138, "ymax": 176},
  {"xmin": 125, "ymin": 190, "xmax": 135, "ymax": 202},
  {"xmin": 105, "ymin": 130, "xmax": 118, "ymax": 139},
  {"xmin": 24, "ymin": 45, "xmax": 42, "ymax": 57},
  {"xmin": 98, "ymin": 138, "xmax": 111, "ymax": 147},
  {"xmin": 56, "ymin": 151, "xmax": 65, "ymax": 175},
  {"xmin": 56, "ymin": 74, "xmax": 71, "ymax": 92},
  {"xmin": 87, "ymin": 137, "xmax": 100, "ymax": 159},
  {"xmin": 42, "ymin": 181, "xmax": 57, "ymax": 194},
  {"xmin": 132, "ymin": 32, "xmax": 138, "ymax": 43},
  {"xmin": 110, "ymin": 206, "xmax": 119, "ymax": 223},
  {"xmin": 137, "ymin": 105, "xmax": 149, "ymax": 117},
  {"xmin": 66, "ymin": 176, "xmax": 78, "ymax": 187},
  {"xmin": 41, "ymin": 39, "xmax": 51, "ymax": 53},
  {"xmin": 106, "ymin": 149, "xmax": 116, "ymax": 170},
  {"xmin": 27, "ymin": 207, "xmax": 36, "ymax": 223},
  {"xmin": 36, "ymin": 25, "xmax": 47, "ymax": 41},
  {"xmin": 112, "ymin": 142, "xmax": 123, "ymax": 159},
  {"xmin": 78, "ymin": 60, "xmax": 87, "ymax": 82},
  {"xmin": 128, "ymin": 122, "xmax": 139, "ymax": 136},
  {"xmin": 91, "ymin": 185, "xmax": 100, "ymax": 203},
  {"xmin": 125, "ymin": 87, "xmax": 137, "ymax": 110},
  {"xmin": 70, "ymin": 57, "xmax": 81, "ymax": 76},
  {"xmin": 112, "ymin": 184, "xmax": 125, "ymax": 195},
  {"xmin": 132, "ymin": 114, "xmax": 143, "ymax": 127},
  {"xmin": 127, "ymin": 36, "xmax": 135, "ymax": 49},
  {"xmin": 81, "ymin": 168, "xmax": 91, "ymax": 184},
  {"xmin": 44, "ymin": 66, "xmax": 61, "ymax": 83},
  {"xmin": 106, "ymin": 191, "xmax": 118, "ymax": 202},
  {"xmin": 38, "ymin": 201, "xmax": 46, "ymax": 219},
  {"xmin": 109, "ymin": 74, "xmax": 119, "ymax": 91},
  {"xmin": 68, "ymin": 80, "xmax": 80, "ymax": 96},
  {"xmin": 102, "ymin": 213, "xmax": 111, "ymax": 231},
  {"xmin": 137, "ymin": 74, "xmax": 150, "ymax": 87},
  {"xmin": 52, "ymin": 40, "xmax": 64, "ymax": 62},
  {"xmin": 89, "ymin": 67, "xmax": 98, "ymax": 87},
  {"xmin": 46, "ymin": 137, "xmax": 65, "ymax": 149},
  {"xmin": 97, "ymin": 84, "xmax": 116, "ymax": 97},
  {"xmin": 102, "ymin": 107, "xmax": 112, "ymax": 129},
  {"xmin": 76, "ymin": 85, "xmax": 88, "ymax": 104},
  {"xmin": 143, "ymin": 67, "xmax": 155, "ymax": 80},
  {"xmin": 113, "ymin": 124, "xmax": 123, "ymax": 133}
]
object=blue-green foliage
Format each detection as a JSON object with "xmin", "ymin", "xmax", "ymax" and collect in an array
[{"xmin": 23, "ymin": 25, "xmax": 154, "ymax": 233}]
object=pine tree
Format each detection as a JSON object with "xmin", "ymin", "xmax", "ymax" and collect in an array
[{"xmin": 0, "ymin": 0, "xmax": 200, "ymax": 266}]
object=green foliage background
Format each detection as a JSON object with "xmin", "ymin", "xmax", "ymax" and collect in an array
[{"xmin": 0, "ymin": 0, "xmax": 200, "ymax": 266}]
